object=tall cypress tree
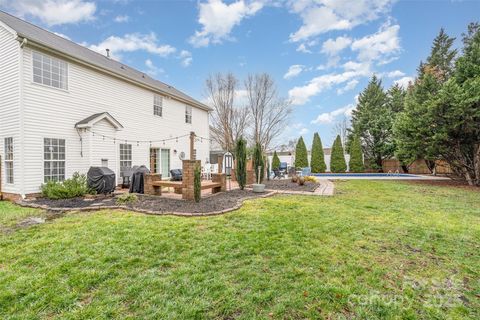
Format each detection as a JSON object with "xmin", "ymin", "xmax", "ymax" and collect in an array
[
  {"xmin": 330, "ymin": 135, "xmax": 347, "ymax": 173},
  {"xmin": 310, "ymin": 133, "xmax": 326, "ymax": 173},
  {"xmin": 253, "ymin": 142, "xmax": 265, "ymax": 184},
  {"xmin": 272, "ymin": 151, "xmax": 281, "ymax": 169},
  {"xmin": 294, "ymin": 136, "xmax": 309, "ymax": 168},
  {"xmin": 235, "ymin": 137, "xmax": 247, "ymax": 190},
  {"xmin": 348, "ymin": 136, "xmax": 364, "ymax": 172}
]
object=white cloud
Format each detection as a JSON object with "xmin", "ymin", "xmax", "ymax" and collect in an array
[
  {"xmin": 311, "ymin": 104, "xmax": 355, "ymax": 124},
  {"xmin": 296, "ymin": 43, "xmax": 311, "ymax": 53},
  {"xmin": 289, "ymin": 0, "xmax": 394, "ymax": 42},
  {"xmin": 289, "ymin": 61, "xmax": 371, "ymax": 105},
  {"xmin": 4, "ymin": 0, "xmax": 96, "ymax": 26},
  {"xmin": 394, "ymin": 76, "xmax": 414, "ymax": 89},
  {"xmin": 321, "ymin": 36, "xmax": 352, "ymax": 56},
  {"xmin": 144, "ymin": 59, "xmax": 164, "ymax": 77},
  {"xmin": 53, "ymin": 32, "xmax": 71, "ymax": 40},
  {"xmin": 299, "ymin": 127, "xmax": 309, "ymax": 135},
  {"xmin": 337, "ymin": 79, "xmax": 359, "ymax": 95},
  {"xmin": 114, "ymin": 15, "xmax": 129, "ymax": 23},
  {"xmin": 284, "ymin": 65, "xmax": 305, "ymax": 79},
  {"xmin": 189, "ymin": 0, "xmax": 263, "ymax": 47},
  {"xmin": 351, "ymin": 22, "xmax": 400, "ymax": 62},
  {"xmin": 179, "ymin": 50, "xmax": 193, "ymax": 67},
  {"xmin": 88, "ymin": 32, "xmax": 176, "ymax": 60},
  {"xmin": 385, "ymin": 70, "xmax": 405, "ymax": 78}
]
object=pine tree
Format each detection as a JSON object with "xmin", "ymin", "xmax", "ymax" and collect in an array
[
  {"xmin": 426, "ymin": 28, "xmax": 457, "ymax": 81},
  {"xmin": 387, "ymin": 83, "xmax": 407, "ymax": 113},
  {"xmin": 310, "ymin": 133, "xmax": 326, "ymax": 173},
  {"xmin": 294, "ymin": 136, "xmax": 308, "ymax": 168},
  {"xmin": 348, "ymin": 136, "xmax": 364, "ymax": 172},
  {"xmin": 271, "ymin": 151, "xmax": 280, "ymax": 169},
  {"xmin": 253, "ymin": 142, "xmax": 265, "ymax": 184},
  {"xmin": 330, "ymin": 135, "xmax": 347, "ymax": 173},
  {"xmin": 235, "ymin": 137, "xmax": 247, "ymax": 190}
]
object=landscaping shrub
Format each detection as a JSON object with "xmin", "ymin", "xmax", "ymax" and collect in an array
[
  {"xmin": 235, "ymin": 137, "xmax": 247, "ymax": 190},
  {"xmin": 116, "ymin": 193, "xmax": 138, "ymax": 205},
  {"xmin": 272, "ymin": 151, "xmax": 281, "ymax": 169},
  {"xmin": 294, "ymin": 136, "xmax": 309, "ymax": 168},
  {"xmin": 349, "ymin": 136, "xmax": 365, "ymax": 172},
  {"xmin": 291, "ymin": 175, "xmax": 298, "ymax": 183},
  {"xmin": 330, "ymin": 135, "xmax": 347, "ymax": 173},
  {"xmin": 194, "ymin": 164, "xmax": 201, "ymax": 202},
  {"xmin": 253, "ymin": 142, "xmax": 265, "ymax": 184},
  {"xmin": 41, "ymin": 172, "xmax": 95, "ymax": 199},
  {"xmin": 298, "ymin": 176, "xmax": 305, "ymax": 186},
  {"xmin": 310, "ymin": 133, "xmax": 326, "ymax": 173},
  {"xmin": 304, "ymin": 176, "xmax": 317, "ymax": 183}
]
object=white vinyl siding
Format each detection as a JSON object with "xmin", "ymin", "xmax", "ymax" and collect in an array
[
  {"xmin": 119, "ymin": 143, "xmax": 132, "ymax": 175},
  {"xmin": 32, "ymin": 51, "xmax": 68, "ymax": 90},
  {"xmin": 44, "ymin": 138, "xmax": 66, "ymax": 182},
  {"xmin": 185, "ymin": 105, "xmax": 192, "ymax": 124},
  {"xmin": 154, "ymin": 94, "xmax": 163, "ymax": 117},
  {"xmin": 4, "ymin": 137, "xmax": 14, "ymax": 184}
]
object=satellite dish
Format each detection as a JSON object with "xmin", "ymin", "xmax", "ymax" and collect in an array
[{"xmin": 179, "ymin": 152, "xmax": 186, "ymax": 160}]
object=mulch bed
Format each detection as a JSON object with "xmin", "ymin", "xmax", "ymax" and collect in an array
[
  {"xmin": 21, "ymin": 189, "xmax": 273, "ymax": 215},
  {"xmin": 263, "ymin": 179, "xmax": 319, "ymax": 192}
]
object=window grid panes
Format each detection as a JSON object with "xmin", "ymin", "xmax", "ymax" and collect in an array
[
  {"xmin": 185, "ymin": 105, "xmax": 192, "ymax": 124},
  {"xmin": 44, "ymin": 138, "xmax": 66, "ymax": 182},
  {"xmin": 154, "ymin": 95, "xmax": 163, "ymax": 117},
  {"xmin": 4, "ymin": 137, "xmax": 13, "ymax": 184},
  {"xmin": 33, "ymin": 51, "xmax": 68, "ymax": 90},
  {"xmin": 120, "ymin": 144, "xmax": 132, "ymax": 175}
]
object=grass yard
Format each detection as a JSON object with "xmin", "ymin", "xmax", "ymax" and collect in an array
[{"xmin": 0, "ymin": 180, "xmax": 479, "ymax": 319}]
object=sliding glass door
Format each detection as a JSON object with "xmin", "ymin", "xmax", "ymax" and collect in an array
[{"xmin": 160, "ymin": 149, "xmax": 170, "ymax": 178}]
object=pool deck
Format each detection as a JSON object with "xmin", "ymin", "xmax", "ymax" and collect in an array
[{"xmin": 314, "ymin": 174, "xmax": 451, "ymax": 180}]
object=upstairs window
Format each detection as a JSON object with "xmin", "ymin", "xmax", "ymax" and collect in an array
[
  {"xmin": 4, "ymin": 137, "xmax": 13, "ymax": 184},
  {"xmin": 185, "ymin": 105, "xmax": 192, "ymax": 124},
  {"xmin": 154, "ymin": 94, "xmax": 163, "ymax": 117},
  {"xmin": 32, "ymin": 51, "xmax": 68, "ymax": 90}
]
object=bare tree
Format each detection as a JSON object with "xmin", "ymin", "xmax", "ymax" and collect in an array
[
  {"xmin": 206, "ymin": 73, "xmax": 249, "ymax": 152},
  {"xmin": 245, "ymin": 73, "xmax": 292, "ymax": 151},
  {"xmin": 332, "ymin": 116, "xmax": 350, "ymax": 149}
]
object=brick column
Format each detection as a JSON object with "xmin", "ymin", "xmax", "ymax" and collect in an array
[
  {"xmin": 217, "ymin": 155, "xmax": 223, "ymax": 173},
  {"xmin": 182, "ymin": 160, "xmax": 201, "ymax": 200},
  {"xmin": 144, "ymin": 173, "xmax": 162, "ymax": 195},
  {"xmin": 212, "ymin": 173, "xmax": 226, "ymax": 192}
]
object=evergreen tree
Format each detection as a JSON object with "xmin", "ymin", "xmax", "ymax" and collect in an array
[
  {"xmin": 294, "ymin": 136, "xmax": 309, "ymax": 168},
  {"xmin": 387, "ymin": 83, "xmax": 407, "ymax": 113},
  {"xmin": 330, "ymin": 135, "xmax": 347, "ymax": 173},
  {"xmin": 349, "ymin": 75, "xmax": 393, "ymax": 170},
  {"xmin": 310, "ymin": 133, "xmax": 326, "ymax": 173},
  {"xmin": 348, "ymin": 136, "xmax": 364, "ymax": 172},
  {"xmin": 271, "ymin": 151, "xmax": 281, "ymax": 169},
  {"xmin": 253, "ymin": 142, "xmax": 265, "ymax": 184},
  {"xmin": 235, "ymin": 137, "xmax": 247, "ymax": 190},
  {"xmin": 394, "ymin": 28, "xmax": 457, "ymax": 172},
  {"xmin": 194, "ymin": 164, "xmax": 201, "ymax": 202}
]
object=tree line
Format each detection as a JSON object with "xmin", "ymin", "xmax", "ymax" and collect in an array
[{"xmin": 346, "ymin": 23, "xmax": 479, "ymax": 186}]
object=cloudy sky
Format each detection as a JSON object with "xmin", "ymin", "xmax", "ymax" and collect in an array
[{"xmin": 1, "ymin": 0, "xmax": 478, "ymax": 147}]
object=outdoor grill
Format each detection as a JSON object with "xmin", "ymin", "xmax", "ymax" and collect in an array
[{"xmin": 87, "ymin": 167, "xmax": 116, "ymax": 194}]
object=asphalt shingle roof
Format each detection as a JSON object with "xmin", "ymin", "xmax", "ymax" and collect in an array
[{"xmin": 0, "ymin": 10, "xmax": 211, "ymax": 111}]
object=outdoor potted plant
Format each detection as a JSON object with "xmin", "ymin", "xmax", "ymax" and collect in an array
[{"xmin": 252, "ymin": 142, "xmax": 265, "ymax": 193}]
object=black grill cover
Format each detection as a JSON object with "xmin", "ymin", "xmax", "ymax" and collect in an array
[
  {"xmin": 129, "ymin": 165, "xmax": 150, "ymax": 194},
  {"xmin": 87, "ymin": 167, "xmax": 116, "ymax": 194}
]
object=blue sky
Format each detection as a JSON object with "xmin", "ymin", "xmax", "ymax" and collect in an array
[{"xmin": 1, "ymin": 0, "xmax": 479, "ymax": 147}]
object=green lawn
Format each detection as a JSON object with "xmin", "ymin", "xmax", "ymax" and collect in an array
[{"xmin": 0, "ymin": 181, "xmax": 479, "ymax": 319}]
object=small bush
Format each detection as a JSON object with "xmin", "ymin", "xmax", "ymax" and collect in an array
[
  {"xmin": 298, "ymin": 176, "xmax": 305, "ymax": 186},
  {"xmin": 194, "ymin": 164, "xmax": 201, "ymax": 202},
  {"xmin": 291, "ymin": 175, "xmax": 298, "ymax": 183},
  {"xmin": 116, "ymin": 193, "xmax": 138, "ymax": 205},
  {"xmin": 304, "ymin": 176, "xmax": 317, "ymax": 183},
  {"xmin": 41, "ymin": 172, "xmax": 95, "ymax": 199}
]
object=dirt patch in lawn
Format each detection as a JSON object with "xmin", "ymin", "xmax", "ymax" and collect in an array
[
  {"xmin": 263, "ymin": 179, "xmax": 320, "ymax": 192},
  {"xmin": 21, "ymin": 189, "xmax": 274, "ymax": 216},
  {"xmin": 405, "ymin": 179, "xmax": 480, "ymax": 192}
]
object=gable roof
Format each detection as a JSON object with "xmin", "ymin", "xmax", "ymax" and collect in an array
[
  {"xmin": 0, "ymin": 10, "xmax": 212, "ymax": 112},
  {"xmin": 75, "ymin": 112, "xmax": 123, "ymax": 130}
]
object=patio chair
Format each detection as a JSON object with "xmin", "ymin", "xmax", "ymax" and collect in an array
[
  {"xmin": 273, "ymin": 168, "xmax": 285, "ymax": 179},
  {"xmin": 301, "ymin": 167, "xmax": 312, "ymax": 176},
  {"xmin": 202, "ymin": 164, "xmax": 212, "ymax": 180}
]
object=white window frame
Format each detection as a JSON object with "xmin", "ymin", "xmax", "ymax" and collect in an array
[
  {"xmin": 154, "ymin": 94, "xmax": 163, "ymax": 117},
  {"xmin": 185, "ymin": 105, "xmax": 192, "ymax": 124},
  {"xmin": 4, "ymin": 137, "xmax": 14, "ymax": 184},
  {"xmin": 44, "ymin": 138, "xmax": 66, "ymax": 182},
  {"xmin": 32, "ymin": 51, "xmax": 68, "ymax": 90},
  {"xmin": 119, "ymin": 143, "xmax": 132, "ymax": 175}
]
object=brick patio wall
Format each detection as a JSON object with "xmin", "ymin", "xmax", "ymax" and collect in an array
[
  {"xmin": 183, "ymin": 160, "xmax": 201, "ymax": 200},
  {"xmin": 212, "ymin": 173, "xmax": 226, "ymax": 192},
  {"xmin": 144, "ymin": 173, "xmax": 162, "ymax": 195}
]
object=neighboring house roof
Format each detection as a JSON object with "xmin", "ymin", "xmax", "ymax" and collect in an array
[
  {"xmin": 0, "ymin": 10, "xmax": 212, "ymax": 112},
  {"xmin": 75, "ymin": 112, "xmax": 123, "ymax": 130}
]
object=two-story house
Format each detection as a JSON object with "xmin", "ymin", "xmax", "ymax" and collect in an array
[{"xmin": 0, "ymin": 11, "xmax": 211, "ymax": 200}]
